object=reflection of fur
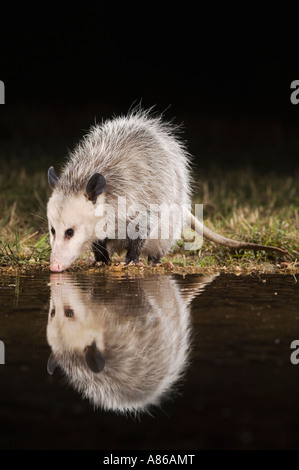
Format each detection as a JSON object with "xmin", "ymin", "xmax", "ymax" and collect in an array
[{"xmin": 47, "ymin": 273, "xmax": 217, "ymax": 413}]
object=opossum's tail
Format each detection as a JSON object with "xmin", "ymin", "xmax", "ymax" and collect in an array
[{"xmin": 188, "ymin": 212, "xmax": 288, "ymax": 255}]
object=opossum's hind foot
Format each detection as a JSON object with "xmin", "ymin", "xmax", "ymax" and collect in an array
[
  {"xmin": 124, "ymin": 239, "xmax": 145, "ymax": 265},
  {"xmin": 92, "ymin": 239, "xmax": 111, "ymax": 265},
  {"xmin": 148, "ymin": 254, "xmax": 162, "ymax": 267}
]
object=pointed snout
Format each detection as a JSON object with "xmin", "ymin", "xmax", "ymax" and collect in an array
[{"xmin": 50, "ymin": 262, "xmax": 65, "ymax": 273}]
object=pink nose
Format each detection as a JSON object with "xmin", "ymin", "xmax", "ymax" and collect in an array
[{"xmin": 50, "ymin": 262, "xmax": 64, "ymax": 272}]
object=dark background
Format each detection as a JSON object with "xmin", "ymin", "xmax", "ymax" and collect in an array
[{"xmin": 0, "ymin": 3, "xmax": 299, "ymax": 173}]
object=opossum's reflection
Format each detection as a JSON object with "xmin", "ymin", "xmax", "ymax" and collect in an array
[{"xmin": 47, "ymin": 273, "xmax": 217, "ymax": 413}]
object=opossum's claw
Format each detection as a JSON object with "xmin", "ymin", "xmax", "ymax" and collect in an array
[
  {"xmin": 134, "ymin": 261, "xmax": 145, "ymax": 267},
  {"xmin": 94, "ymin": 260, "xmax": 111, "ymax": 267},
  {"xmin": 121, "ymin": 260, "xmax": 145, "ymax": 267}
]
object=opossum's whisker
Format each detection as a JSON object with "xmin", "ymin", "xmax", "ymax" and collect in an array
[
  {"xmin": 34, "ymin": 189, "xmax": 46, "ymax": 210},
  {"xmin": 56, "ymin": 205, "xmax": 66, "ymax": 226},
  {"xmin": 30, "ymin": 212, "xmax": 48, "ymax": 223},
  {"xmin": 32, "ymin": 189, "xmax": 50, "ymax": 223},
  {"xmin": 19, "ymin": 231, "xmax": 39, "ymax": 244},
  {"xmin": 92, "ymin": 244, "xmax": 110, "ymax": 262},
  {"xmin": 48, "ymin": 204, "xmax": 66, "ymax": 228}
]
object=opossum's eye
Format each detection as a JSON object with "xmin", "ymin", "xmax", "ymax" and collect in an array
[
  {"xmin": 65, "ymin": 228, "xmax": 74, "ymax": 239},
  {"xmin": 51, "ymin": 227, "xmax": 55, "ymax": 236},
  {"xmin": 64, "ymin": 307, "xmax": 74, "ymax": 318},
  {"xmin": 50, "ymin": 308, "xmax": 55, "ymax": 318}
]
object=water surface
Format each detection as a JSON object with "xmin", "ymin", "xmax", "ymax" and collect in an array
[{"xmin": 0, "ymin": 270, "xmax": 298, "ymax": 450}]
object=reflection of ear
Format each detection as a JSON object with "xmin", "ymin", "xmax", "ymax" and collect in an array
[
  {"xmin": 47, "ymin": 353, "xmax": 58, "ymax": 375},
  {"xmin": 84, "ymin": 342, "xmax": 105, "ymax": 373},
  {"xmin": 86, "ymin": 173, "xmax": 106, "ymax": 204}
]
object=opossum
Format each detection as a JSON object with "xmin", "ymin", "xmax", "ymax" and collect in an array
[
  {"xmin": 47, "ymin": 272, "xmax": 217, "ymax": 413},
  {"xmin": 47, "ymin": 108, "xmax": 287, "ymax": 272}
]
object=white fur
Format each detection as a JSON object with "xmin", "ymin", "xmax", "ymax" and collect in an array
[
  {"xmin": 47, "ymin": 273, "xmax": 217, "ymax": 413},
  {"xmin": 47, "ymin": 108, "xmax": 192, "ymax": 270},
  {"xmin": 47, "ymin": 193, "xmax": 106, "ymax": 271}
]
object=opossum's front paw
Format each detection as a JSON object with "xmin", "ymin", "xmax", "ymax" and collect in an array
[
  {"xmin": 133, "ymin": 261, "xmax": 145, "ymax": 267},
  {"xmin": 94, "ymin": 261, "xmax": 105, "ymax": 267},
  {"xmin": 121, "ymin": 260, "xmax": 145, "ymax": 267},
  {"xmin": 94, "ymin": 260, "xmax": 111, "ymax": 267},
  {"xmin": 124, "ymin": 255, "xmax": 139, "ymax": 265}
]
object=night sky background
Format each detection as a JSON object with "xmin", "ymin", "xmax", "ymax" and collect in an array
[{"xmin": 0, "ymin": 3, "xmax": 299, "ymax": 174}]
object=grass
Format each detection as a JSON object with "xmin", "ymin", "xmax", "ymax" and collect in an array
[{"xmin": 0, "ymin": 165, "xmax": 298, "ymax": 274}]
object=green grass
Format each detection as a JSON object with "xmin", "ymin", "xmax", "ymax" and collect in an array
[
  {"xmin": 0, "ymin": 166, "xmax": 51, "ymax": 268},
  {"xmin": 0, "ymin": 165, "xmax": 298, "ymax": 273}
]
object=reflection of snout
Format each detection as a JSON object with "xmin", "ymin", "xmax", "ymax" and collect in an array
[{"xmin": 50, "ymin": 262, "xmax": 65, "ymax": 272}]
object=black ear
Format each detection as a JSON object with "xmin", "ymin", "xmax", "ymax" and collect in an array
[
  {"xmin": 84, "ymin": 342, "xmax": 105, "ymax": 373},
  {"xmin": 48, "ymin": 166, "xmax": 59, "ymax": 189},
  {"xmin": 86, "ymin": 173, "xmax": 106, "ymax": 203},
  {"xmin": 47, "ymin": 353, "xmax": 58, "ymax": 375}
]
